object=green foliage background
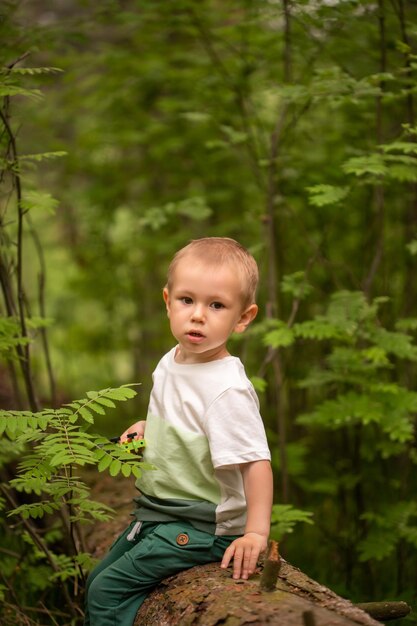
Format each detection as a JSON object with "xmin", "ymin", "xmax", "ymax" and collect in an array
[{"xmin": 1, "ymin": 0, "xmax": 417, "ymax": 623}]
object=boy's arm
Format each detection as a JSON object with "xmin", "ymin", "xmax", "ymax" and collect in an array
[{"xmin": 221, "ymin": 459, "xmax": 273, "ymax": 580}]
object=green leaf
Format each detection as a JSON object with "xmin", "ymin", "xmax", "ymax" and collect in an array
[
  {"xmin": 380, "ymin": 141, "xmax": 417, "ymax": 154},
  {"xmin": 121, "ymin": 463, "xmax": 132, "ymax": 478},
  {"xmin": 307, "ymin": 184, "xmax": 350, "ymax": 207},
  {"xmin": 358, "ymin": 529, "xmax": 395, "ymax": 561},
  {"xmin": 250, "ymin": 376, "xmax": 267, "ymax": 393},
  {"xmin": 50, "ymin": 452, "xmax": 71, "ymax": 466},
  {"xmin": 220, "ymin": 125, "xmax": 248, "ymax": 145},
  {"xmin": 360, "ymin": 347, "xmax": 389, "ymax": 366},
  {"xmin": 270, "ymin": 504, "xmax": 314, "ymax": 541},
  {"xmin": 88, "ymin": 401, "xmax": 106, "ymax": 415},
  {"xmin": 79, "ymin": 406, "xmax": 94, "ymax": 423},
  {"xmin": 37, "ymin": 416, "xmax": 49, "ymax": 430},
  {"xmin": 19, "ymin": 151, "xmax": 67, "ymax": 163},
  {"xmin": 21, "ymin": 191, "xmax": 60, "ymax": 214},
  {"xmin": 281, "ymin": 271, "xmax": 313, "ymax": 300},
  {"xmin": 395, "ymin": 317, "xmax": 417, "ymax": 332},
  {"xmin": 180, "ymin": 111, "xmax": 211, "ymax": 123},
  {"xmin": 388, "ymin": 163, "xmax": 417, "ymax": 183},
  {"xmin": 370, "ymin": 327, "xmax": 417, "ymax": 360},
  {"xmin": 343, "ymin": 154, "xmax": 388, "ymax": 177},
  {"xmin": 263, "ymin": 323, "xmax": 294, "ymax": 348},
  {"xmin": 406, "ymin": 239, "xmax": 417, "ymax": 256},
  {"xmin": 175, "ymin": 196, "xmax": 212, "ymax": 221},
  {"xmin": 105, "ymin": 386, "xmax": 138, "ymax": 401},
  {"xmin": 6, "ymin": 417, "xmax": 17, "ymax": 436},
  {"xmin": 93, "ymin": 396, "xmax": 116, "ymax": 408},
  {"xmin": 97, "ymin": 454, "xmax": 112, "ymax": 472},
  {"xmin": 0, "ymin": 85, "xmax": 43, "ymax": 99},
  {"xmin": 94, "ymin": 448, "xmax": 107, "ymax": 461},
  {"xmin": 358, "ymin": 502, "xmax": 417, "ymax": 560},
  {"xmin": 0, "ymin": 66, "xmax": 63, "ymax": 76},
  {"xmin": 109, "ymin": 459, "xmax": 121, "ymax": 476},
  {"xmin": 293, "ymin": 319, "xmax": 346, "ymax": 341}
]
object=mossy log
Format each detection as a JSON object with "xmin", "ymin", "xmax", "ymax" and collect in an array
[{"xmin": 84, "ymin": 474, "xmax": 381, "ymax": 626}]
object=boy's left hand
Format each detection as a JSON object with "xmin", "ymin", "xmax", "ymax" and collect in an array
[{"xmin": 220, "ymin": 532, "xmax": 267, "ymax": 580}]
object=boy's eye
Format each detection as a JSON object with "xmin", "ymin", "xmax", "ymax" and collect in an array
[
  {"xmin": 180, "ymin": 297, "xmax": 193, "ymax": 305},
  {"xmin": 210, "ymin": 302, "xmax": 225, "ymax": 310}
]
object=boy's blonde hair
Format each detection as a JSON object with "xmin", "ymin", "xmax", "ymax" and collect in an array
[{"xmin": 166, "ymin": 237, "xmax": 259, "ymax": 308}]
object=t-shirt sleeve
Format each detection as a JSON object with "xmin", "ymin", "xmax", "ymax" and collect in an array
[{"xmin": 204, "ymin": 386, "xmax": 271, "ymax": 469}]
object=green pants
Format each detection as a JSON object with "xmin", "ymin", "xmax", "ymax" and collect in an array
[{"xmin": 84, "ymin": 520, "xmax": 238, "ymax": 626}]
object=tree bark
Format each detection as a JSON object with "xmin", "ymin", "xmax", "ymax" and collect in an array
[
  {"xmin": 84, "ymin": 475, "xmax": 381, "ymax": 626},
  {"xmin": 135, "ymin": 557, "xmax": 382, "ymax": 626}
]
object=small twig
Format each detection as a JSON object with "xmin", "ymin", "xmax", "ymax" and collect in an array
[
  {"xmin": 260, "ymin": 539, "xmax": 281, "ymax": 591},
  {"xmin": 6, "ymin": 51, "xmax": 32, "ymax": 70}
]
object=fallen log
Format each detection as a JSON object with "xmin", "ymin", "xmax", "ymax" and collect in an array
[
  {"xmin": 82, "ymin": 474, "xmax": 396, "ymax": 625},
  {"xmin": 134, "ymin": 555, "xmax": 380, "ymax": 626}
]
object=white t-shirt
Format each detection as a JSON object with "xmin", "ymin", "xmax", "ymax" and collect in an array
[{"xmin": 134, "ymin": 347, "xmax": 271, "ymax": 535}]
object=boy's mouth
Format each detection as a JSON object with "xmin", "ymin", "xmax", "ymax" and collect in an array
[{"xmin": 187, "ymin": 330, "xmax": 205, "ymax": 343}]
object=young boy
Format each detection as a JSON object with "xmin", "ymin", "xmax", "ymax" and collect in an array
[{"xmin": 84, "ymin": 237, "xmax": 273, "ymax": 626}]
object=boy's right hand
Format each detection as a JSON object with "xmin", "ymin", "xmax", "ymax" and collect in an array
[
  {"xmin": 221, "ymin": 532, "xmax": 267, "ymax": 580},
  {"xmin": 120, "ymin": 420, "xmax": 146, "ymax": 442}
]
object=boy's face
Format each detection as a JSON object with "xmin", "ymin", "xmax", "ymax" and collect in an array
[{"xmin": 163, "ymin": 256, "xmax": 258, "ymax": 364}]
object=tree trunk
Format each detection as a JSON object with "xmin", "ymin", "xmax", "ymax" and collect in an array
[{"xmin": 84, "ymin": 474, "xmax": 380, "ymax": 626}]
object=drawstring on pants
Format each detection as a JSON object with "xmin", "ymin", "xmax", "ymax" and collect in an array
[{"xmin": 126, "ymin": 521, "xmax": 143, "ymax": 542}]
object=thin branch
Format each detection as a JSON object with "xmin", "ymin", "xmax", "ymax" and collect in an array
[
  {"xmin": 362, "ymin": 0, "xmax": 386, "ymax": 297},
  {"xmin": 0, "ymin": 105, "xmax": 39, "ymax": 411},
  {"xmin": 6, "ymin": 51, "xmax": 32, "ymax": 70},
  {"xmin": 282, "ymin": 0, "xmax": 292, "ymax": 83},
  {"xmin": 26, "ymin": 214, "xmax": 57, "ymax": 406}
]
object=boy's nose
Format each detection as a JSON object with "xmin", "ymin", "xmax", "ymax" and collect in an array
[{"xmin": 191, "ymin": 304, "xmax": 205, "ymax": 322}]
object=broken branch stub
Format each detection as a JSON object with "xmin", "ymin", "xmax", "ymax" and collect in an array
[{"xmin": 260, "ymin": 539, "xmax": 281, "ymax": 592}]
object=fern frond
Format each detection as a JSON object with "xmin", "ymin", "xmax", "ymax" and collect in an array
[
  {"xmin": 9, "ymin": 500, "xmax": 61, "ymax": 520},
  {"xmin": 263, "ymin": 323, "xmax": 294, "ymax": 348},
  {"xmin": 307, "ymin": 184, "xmax": 350, "ymax": 207},
  {"xmin": 0, "ymin": 84, "xmax": 43, "ymax": 99},
  {"xmin": 64, "ymin": 384, "xmax": 140, "ymax": 423},
  {"xmin": 270, "ymin": 504, "xmax": 314, "ymax": 541},
  {"xmin": 19, "ymin": 151, "xmax": 67, "ymax": 162},
  {"xmin": 380, "ymin": 141, "xmax": 417, "ymax": 154},
  {"xmin": 343, "ymin": 153, "xmax": 388, "ymax": 177}
]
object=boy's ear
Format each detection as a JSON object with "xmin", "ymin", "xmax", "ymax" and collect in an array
[
  {"xmin": 234, "ymin": 303, "xmax": 258, "ymax": 334},
  {"xmin": 163, "ymin": 287, "xmax": 170, "ymax": 316}
]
